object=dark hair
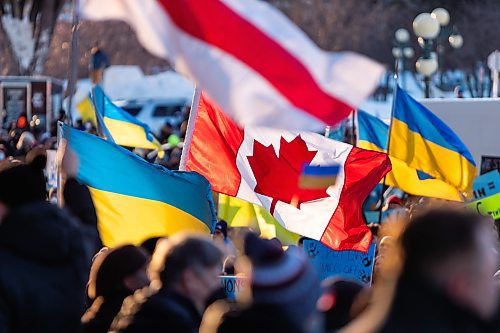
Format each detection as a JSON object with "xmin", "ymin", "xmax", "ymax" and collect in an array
[
  {"xmin": 401, "ymin": 209, "xmax": 491, "ymax": 277},
  {"xmin": 319, "ymin": 278, "xmax": 366, "ymax": 331},
  {"xmin": 150, "ymin": 234, "xmax": 223, "ymax": 287},
  {"xmin": 140, "ymin": 236, "xmax": 163, "ymax": 256},
  {"xmin": 222, "ymin": 256, "xmax": 236, "ymax": 275}
]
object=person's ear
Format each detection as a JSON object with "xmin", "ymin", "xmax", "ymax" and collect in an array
[
  {"xmin": 445, "ymin": 274, "xmax": 470, "ymax": 306},
  {"xmin": 123, "ymin": 275, "xmax": 136, "ymax": 291},
  {"xmin": 182, "ymin": 268, "xmax": 198, "ymax": 292},
  {"xmin": 0, "ymin": 202, "xmax": 9, "ymax": 223}
]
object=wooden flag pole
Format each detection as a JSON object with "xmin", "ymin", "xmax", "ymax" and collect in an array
[{"xmin": 179, "ymin": 86, "xmax": 201, "ymax": 171}]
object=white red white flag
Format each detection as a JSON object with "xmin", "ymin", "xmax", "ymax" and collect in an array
[{"xmin": 80, "ymin": 0, "xmax": 384, "ymax": 131}]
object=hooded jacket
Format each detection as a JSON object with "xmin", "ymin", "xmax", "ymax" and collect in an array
[{"xmin": 0, "ymin": 202, "xmax": 90, "ymax": 333}]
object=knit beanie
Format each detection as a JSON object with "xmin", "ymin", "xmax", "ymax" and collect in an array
[
  {"xmin": 215, "ymin": 220, "xmax": 228, "ymax": 238},
  {"xmin": 244, "ymin": 233, "xmax": 321, "ymax": 327},
  {"xmin": 0, "ymin": 157, "xmax": 47, "ymax": 208},
  {"xmin": 92, "ymin": 245, "xmax": 149, "ymax": 298}
]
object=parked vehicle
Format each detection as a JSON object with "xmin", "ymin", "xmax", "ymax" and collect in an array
[{"xmin": 113, "ymin": 98, "xmax": 188, "ymax": 135}]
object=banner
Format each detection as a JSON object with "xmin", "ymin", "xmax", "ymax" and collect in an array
[
  {"xmin": 45, "ymin": 149, "xmax": 58, "ymax": 189},
  {"xmin": 220, "ymin": 276, "xmax": 247, "ymax": 301},
  {"xmin": 472, "ymin": 170, "xmax": 500, "ymax": 200},
  {"xmin": 303, "ymin": 240, "xmax": 376, "ymax": 284},
  {"xmin": 470, "ymin": 170, "xmax": 500, "ymax": 220},
  {"xmin": 470, "ymin": 193, "xmax": 500, "ymax": 220}
]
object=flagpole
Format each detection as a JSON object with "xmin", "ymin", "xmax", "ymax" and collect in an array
[
  {"xmin": 351, "ymin": 109, "xmax": 357, "ymax": 147},
  {"xmin": 179, "ymin": 86, "xmax": 201, "ymax": 171},
  {"xmin": 65, "ymin": 0, "xmax": 80, "ymax": 127},
  {"xmin": 377, "ymin": 67, "xmax": 399, "ymax": 223}
]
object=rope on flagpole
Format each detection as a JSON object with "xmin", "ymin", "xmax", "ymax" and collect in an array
[{"xmin": 179, "ymin": 86, "xmax": 201, "ymax": 171}]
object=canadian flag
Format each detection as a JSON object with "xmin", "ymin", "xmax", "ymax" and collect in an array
[{"xmin": 181, "ymin": 92, "xmax": 391, "ymax": 252}]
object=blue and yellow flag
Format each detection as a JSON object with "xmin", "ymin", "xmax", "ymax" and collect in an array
[
  {"xmin": 218, "ymin": 194, "xmax": 300, "ymax": 245},
  {"xmin": 76, "ymin": 96, "xmax": 97, "ymax": 125},
  {"xmin": 389, "ymin": 86, "xmax": 476, "ymax": 194},
  {"xmin": 357, "ymin": 110, "xmax": 463, "ymax": 201},
  {"xmin": 60, "ymin": 123, "xmax": 216, "ymax": 247},
  {"xmin": 91, "ymin": 86, "xmax": 164, "ymax": 157}
]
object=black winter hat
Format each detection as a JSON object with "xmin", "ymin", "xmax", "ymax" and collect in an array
[
  {"xmin": 0, "ymin": 160, "xmax": 47, "ymax": 208},
  {"xmin": 215, "ymin": 220, "xmax": 228, "ymax": 238}
]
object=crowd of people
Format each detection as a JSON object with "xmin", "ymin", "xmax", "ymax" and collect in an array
[{"xmin": 0, "ymin": 116, "xmax": 499, "ymax": 333}]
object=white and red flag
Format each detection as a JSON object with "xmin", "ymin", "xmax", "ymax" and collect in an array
[
  {"xmin": 181, "ymin": 93, "xmax": 391, "ymax": 252},
  {"xmin": 80, "ymin": 0, "xmax": 384, "ymax": 131}
]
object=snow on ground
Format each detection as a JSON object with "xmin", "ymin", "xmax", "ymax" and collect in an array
[{"xmin": 102, "ymin": 66, "xmax": 194, "ymax": 101}]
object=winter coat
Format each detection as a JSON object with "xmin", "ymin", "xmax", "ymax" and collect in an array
[
  {"xmin": 378, "ymin": 273, "xmax": 497, "ymax": 333},
  {"xmin": 109, "ymin": 287, "xmax": 201, "ymax": 333},
  {"xmin": 216, "ymin": 303, "xmax": 304, "ymax": 333},
  {"xmin": 0, "ymin": 202, "xmax": 90, "ymax": 333},
  {"xmin": 64, "ymin": 177, "xmax": 103, "ymax": 253}
]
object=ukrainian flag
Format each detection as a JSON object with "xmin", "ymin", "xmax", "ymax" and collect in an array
[
  {"xmin": 357, "ymin": 110, "xmax": 463, "ymax": 201},
  {"xmin": 389, "ymin": 86, "xmax": 476, "ymax": 194},
  {"xmin": 218, "ymin": 194, "xmax": 300, "ymax": 245},
  {"xmin": 60, "ymin": 123, "xmax": 216, "ymax": 247},
  {"xmin": 91, "ymin": 86, "xmax": 164, "ymax": 157},
  {"xmin": 76, "ymin": 96, "xmax": 97, "ymax": 125}
]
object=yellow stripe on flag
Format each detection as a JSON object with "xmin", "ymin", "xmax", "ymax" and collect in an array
[
  {"xmin": 359, "ymin": 140, "xmax": 462, "ymax": 201},
  {"xmin": 104, "ymin": 117, "xmax": 162, "ymax": 151},
  {"xmin": 90, "ymin": 187, "xmax": 210, "ymax": 247},
  {"xmin": 390, "ymin": 118, "xmax": 476, "ymax": 193},
  {"xmin": 76, "ymin": 97, "xmax": 97, "ymax": 125},
  {"xmin": 218, "ymin": 194, "xmax": 300, "ymax": 245}
]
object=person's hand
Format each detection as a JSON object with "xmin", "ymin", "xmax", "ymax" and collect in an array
[{"xmin": 57, "ymin": 139, "xmax": 79, "ymax": 178}]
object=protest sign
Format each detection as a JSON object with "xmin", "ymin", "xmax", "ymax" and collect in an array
[
  {"xmin": 46, "ymin": 149, "xmax": 58, "ymax": 189},
  {"xmin": 472, "ymin": 170, "xmax": 500, "ymax": 200},
  {"xmin": 303, "ymin": 240, "xmax": 376, "ymax": 284},
  {"xmin": 469, "ymin": 170, "xmax": 500, "ymax": 220},
  {"xmin": 220, "ymin": 276, "xmax": 247, "ymax": 301},
  {"xmin": 470, "ymin": 193, "xmax": 500, "ymax": 220}
]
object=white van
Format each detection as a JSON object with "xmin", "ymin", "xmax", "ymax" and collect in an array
[{"xmin": 114, "ymin": 98, "xmax": 188, "ymax": 135}]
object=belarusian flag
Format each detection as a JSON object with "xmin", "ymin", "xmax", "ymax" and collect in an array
[
  {"xmin": 80, "ymin": 0, "xmax": 383, "ymax": 131},
  {"xmin": 181, "ymin": 92, "xmax": 391, "ymax": 252}
]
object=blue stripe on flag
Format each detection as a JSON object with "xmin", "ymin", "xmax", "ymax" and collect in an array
[{"xmin": 393, "ymin": 86, "xmax": 475, "ymax": 165}]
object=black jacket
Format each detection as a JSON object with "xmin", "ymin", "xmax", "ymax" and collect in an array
[
  {"xmin": 64, "ymin": 177, "xmax": 102, "ymax": 253},
  {"xmin": 109, "ymin": 287, "xmax": 201, "ymax": 333},
  {"xmin": 0, "ymin": 202, "xmax": 90, "ymax": 333},
  {"xmin": 217, "ymin": 304, "xmax": 304, "ymax": 333},
  {"xmin": 379, "ymin": 273, "xmax": 498, "ymax": 333}
]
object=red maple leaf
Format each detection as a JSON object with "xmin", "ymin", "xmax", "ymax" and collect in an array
[{"xmin": 247, "ymin": 135, "xmax": 329, "ymax": 214}]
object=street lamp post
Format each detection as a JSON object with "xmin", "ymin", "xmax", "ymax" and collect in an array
[
  {"xmin": 413, "ymin": 12, "xmax": 440, "ymax": 98},
  {"xmin": 430, "ymin": 8, "xmax": 463, "ymax": 89},
  {"xmin": 392, "ymin": 28, "xmax": 414, "ymax": 89}
]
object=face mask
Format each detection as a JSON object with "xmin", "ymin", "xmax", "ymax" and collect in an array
[
  {"xmin": 50, "ymin": 196, "xmax": 58, "ymax": 205},
  {"xmin": 0, "ymin": 151, "xmax": 5, "ymax": 161}
]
